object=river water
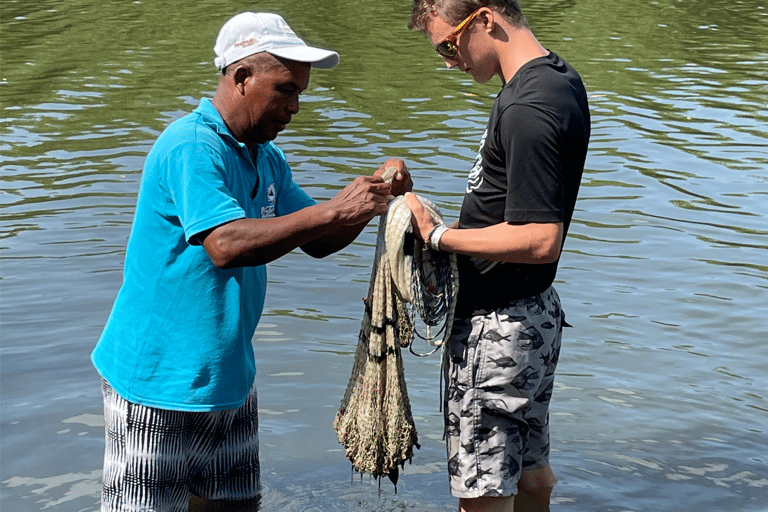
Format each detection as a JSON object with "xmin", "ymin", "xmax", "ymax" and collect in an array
[{"xmin": 1, "ymin": 0, "xmax": 767, "ymax": 511}]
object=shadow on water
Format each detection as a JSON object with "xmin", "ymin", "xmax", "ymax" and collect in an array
[{"xmin": 1, "ymin": 0, "xmax": 767, "ymax": 511}]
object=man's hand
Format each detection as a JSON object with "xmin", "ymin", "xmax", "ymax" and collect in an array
[
  {"xmin": 404, "ymin": 192, "xmax": 437, "ymax": 242},
  {"xmin": 327, "ymin": 175, "xmax": 391, "ymax": 226},
  {"xmin": 373, "ymin": 158, "xmax": 413, "ymax": 197}
]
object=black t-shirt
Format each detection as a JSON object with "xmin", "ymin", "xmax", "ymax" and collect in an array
[{"xmin": 456, "ymin": 51, "xmax": 590, "ymax": 315}]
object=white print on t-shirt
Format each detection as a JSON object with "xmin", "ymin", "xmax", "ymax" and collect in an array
[
  {"xmin": 466, "ymin": 128, "xmax": 487, "ymax": 194},
  {"xmin": 261, "ymin": 182, "xmax": 276, "ymax": 218}
]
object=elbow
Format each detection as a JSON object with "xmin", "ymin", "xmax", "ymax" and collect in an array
[
  {"xmin": 199, "ymin": 226, "xmax": 240, "ymax": 269},
  {"xmin": 209, "ymin": 249, "xmax": 237, "ymax": 269},
  {"xmin": 214, "ymin": 258, "xmax": 238, "ymax": 270},
  {"xmin": 205, "ymin": 236, "xmax": 240, "ymax": 269},
  {"xmin": 530, "ymin": 226, "xmax": 563, "ymax": 264},
  {"xmin": 534, "ymin": 244, "xmax": 561, "ymax": 264}
]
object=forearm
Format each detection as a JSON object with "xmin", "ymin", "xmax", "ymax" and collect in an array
[
  {"xmin": 202, "ymin": 201, "xmax": 344, "ymax": 268},
  {"xmin": 302, "ymin": 159, "xmax": 413, "ymax": 258},
  {"xmin": 438, "ymin": 222, "xmax": 564, "ymax": 264},
  {"xmin": 300, "ymin": 219, "xmax": 370, "ymax": 258},
  {"xmin": 203, "ymin": 161, "xmax": 409, "ymax": 268}
]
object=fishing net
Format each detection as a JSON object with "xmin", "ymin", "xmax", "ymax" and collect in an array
[{"xmin": 333, "ymin": 194, "xmax": 458, "ymax": 488}]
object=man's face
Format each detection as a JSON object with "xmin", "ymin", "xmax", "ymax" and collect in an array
[
  {"xmin": 425, "ymin": 10, "xmax": 496, "ymax": 84},
  {"xmin": 242, "ymin": 57, "xmax": 311, "ymax": 145}
]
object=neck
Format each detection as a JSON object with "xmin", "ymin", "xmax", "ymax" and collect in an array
[
  {"xmin": 212, "ymin": 87, "xmax": 251, "ymax": 148},
  {"xmin": 496, "ymin": 27, "xmax": 549, "ymax": 84}
]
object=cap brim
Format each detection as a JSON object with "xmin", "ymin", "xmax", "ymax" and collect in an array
[{"xmin": 268, "ymin": 45, "xmax": 339, "ymax": 69}]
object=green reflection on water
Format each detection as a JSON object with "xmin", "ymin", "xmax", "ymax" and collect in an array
[
  {"xmin": 3, "ymin": 0, "xmax": 765, "ymax": 156},
  {"xmin": 2, "ymin": 2, "xmax": 768, "ymax": 511}
]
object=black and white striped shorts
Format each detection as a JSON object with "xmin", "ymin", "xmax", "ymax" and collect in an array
[{"xmin": 100, "ymin": 379, "xmax": 260, "ymax": 512}]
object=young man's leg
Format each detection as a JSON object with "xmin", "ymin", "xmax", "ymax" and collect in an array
[
  {"xmin": 454, "ymin": 467, "xmax": 556, "ymax": 512},
  {"xmin": 459, "ymin": 496, "xmax": 514, "ymax": 512},
  {"xmin": 457, "ymin": 467, "xmax": 556, "ymax": 512},
  {"xmin": 444, "ymin": 288, "xmax": 563, "ymax": 512},
  {"xmin": 516, "ymin": 465, "xmax": 557, "ymax": 511}
]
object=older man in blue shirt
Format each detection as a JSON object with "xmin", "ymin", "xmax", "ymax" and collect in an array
[{"xmin": 92, "ymin": 12, "xmax": 410, "ymax": 512}]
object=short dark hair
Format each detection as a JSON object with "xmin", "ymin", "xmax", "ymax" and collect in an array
[
  {"xmin": 221, "ymin": 52, "xmax": 283, "ymax": 76},
  {"xmin": 408, "ymin": 0, "xmax": 528, "ymax": 32}
]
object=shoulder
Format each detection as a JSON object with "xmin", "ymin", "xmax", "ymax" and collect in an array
[
  {"xmin": 149, "ymin": 113, "xmax": 224, "ymax": 163},
  {"xmin": 500, "ymin": 52, "xmax": 585, "ymax": 103},
  {"xmin": 493, "ymin": 53, "xmax": 588, "ymax": 129}
]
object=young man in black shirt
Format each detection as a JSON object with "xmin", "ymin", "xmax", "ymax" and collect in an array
[{"xmin": 405, "ymin": 2, "xmax": 590, "ymax": 511}]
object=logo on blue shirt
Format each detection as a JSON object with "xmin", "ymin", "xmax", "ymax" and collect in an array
[{"xmin": 261, "ymin": 182, "xmax": 277, "ymax": 218}]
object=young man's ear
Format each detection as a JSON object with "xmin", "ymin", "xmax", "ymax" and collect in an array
[{"xmin": 478, "ymin": 7, "xmax": 496, "ymax": 33}]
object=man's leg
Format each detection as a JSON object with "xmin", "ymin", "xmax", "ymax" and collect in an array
[
  {"xmin": 189, "ymin": 494, "xmax": 261, "ymax": 512},
  {"xmin": 515, "ymin": 465, "xmax": 557, "ymax": 512},
  {"xmin": 515, "ymin": 288, "xmax": 562, "ymax": 512},
  {"xmin": 444, "ymin": 313, "xmax": 527, "ymax": 510},
  {"xmin": 445, "ymin": 288, "xmax": 563, "ymax": 512},
  {"xmin": 457, "ymin": 465, "xmax": 556, "ymax": 512},
  {"xmin": 100, "ymin": 379, "xmax": 194, "ymax": 512},
  {"xmin": 458, "ymin": 496, "xmax": 514, "ymax": 512},
  {"xmin": 189, "ymin": 382, "xmax": 261, "ymax": 510}
]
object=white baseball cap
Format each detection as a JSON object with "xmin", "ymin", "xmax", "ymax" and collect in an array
[{"xmin": 214, "ymin": 12, "xmax": 339, "ymax": 71}]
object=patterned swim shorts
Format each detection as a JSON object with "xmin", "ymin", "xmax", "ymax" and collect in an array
[
  {"xmin": 101, "ymin": 380, "xmax": 261, "ymax": 512},
  {"xmin": 443, "ymin": 286, "xmax": 563, "ymax": 498}
]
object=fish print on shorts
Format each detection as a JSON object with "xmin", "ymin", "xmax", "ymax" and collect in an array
[{"xmin": 443, "ymin": 287, "xmax": 564, "ymax": 498}]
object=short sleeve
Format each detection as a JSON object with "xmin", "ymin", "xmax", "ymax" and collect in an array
[
  {"xmin": 497, "ymin": 104, "xmax": 565, "ymax": 224},
  {"xmin": 163, "ymin": 142, "xmax": 246, "ymax": 244}
]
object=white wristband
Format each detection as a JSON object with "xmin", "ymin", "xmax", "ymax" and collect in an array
[{"xmin": 429, "ymin": 225, "xmax": 449, "ymax": 251}]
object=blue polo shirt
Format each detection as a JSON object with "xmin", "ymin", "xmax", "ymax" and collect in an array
[{"xmin": 92, "ymin": 98, "xmax": 315, "ymax": 411}]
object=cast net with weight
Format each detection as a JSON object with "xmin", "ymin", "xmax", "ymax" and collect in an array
[{"xmin": 333, "ymin": 193, "xmax": 459, "ymax": 488}]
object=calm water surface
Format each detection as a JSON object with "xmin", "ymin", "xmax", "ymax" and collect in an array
[{"xmin": 2, "ymin": 0, "xmax": 767, "ymax": 511}]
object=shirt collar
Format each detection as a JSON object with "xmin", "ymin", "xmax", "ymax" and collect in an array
[{"xmin": 194, "ymin": 98, "xmax": 269, "ymax": 152}]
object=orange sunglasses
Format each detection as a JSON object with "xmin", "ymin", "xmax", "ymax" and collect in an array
[{"xmin": 435, "ymin": 10, "xmax": 481, "ymax": 58}]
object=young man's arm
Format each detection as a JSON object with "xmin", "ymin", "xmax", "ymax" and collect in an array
[{"xmin": 404, "ymin": 193, "xmax": 563, "ymax": 264}]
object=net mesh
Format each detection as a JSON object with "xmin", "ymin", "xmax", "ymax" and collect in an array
[{"xmin": 333, "ymin": 194, "xmax": 458, "ymax": 487}]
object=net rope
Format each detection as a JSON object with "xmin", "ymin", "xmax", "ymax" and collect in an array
[{"xmin": 333, "ymin": 192, "xmax": 458, "ymax": 487}]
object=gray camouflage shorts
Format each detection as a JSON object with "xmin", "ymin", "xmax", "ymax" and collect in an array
[{"xmin": 443, "ymin": 286, "xmax": 563, "ymax": 498}]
